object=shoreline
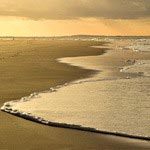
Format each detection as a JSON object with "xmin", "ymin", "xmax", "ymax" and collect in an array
[
  {"xmin": 0, "ymin": 39, "xmax": 147, "ymax": 150},
  {"xmin": 1, "ymin": 104, "xmax": 150, "ymax": 141},
  {"xmin": 1, "ymin": 40, "xmax": 150, "ymax": 142}
]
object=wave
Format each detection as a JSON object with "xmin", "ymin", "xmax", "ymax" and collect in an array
[
  {"xmin": 1, "ymin": 104, "xmax": 150, "ymax": 141},
  {"xmin": 120, "ymin": 60, "xmax": 150, "ymax": 77},
  {"xmin": 1, "ymin": 39, "xmax": 150, "ymax": 141},
  {"xmin": 119, "ymin": 39, "xmax": 150, "ymax": 52},
  {"xmin": 1, "ymin": 75, "xmax": 150, "ymax": 141}
]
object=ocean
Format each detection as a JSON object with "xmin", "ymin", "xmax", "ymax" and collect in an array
[{"xmin": 1, "ymin": 37, "xmax": 150, "ymax": 140}]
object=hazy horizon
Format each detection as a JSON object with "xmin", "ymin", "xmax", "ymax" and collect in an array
[
  {"xmin": 0, "ymin": 0, "xmax": 150, "ymax": 36},
  {"xmin": 0, "ymin": 35, "xmax": 150, "ymax": 38}
]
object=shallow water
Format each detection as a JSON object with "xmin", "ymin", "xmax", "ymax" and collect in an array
[{"xmin": 1, "ymin": 38, "xmax": 150, "ymax": 140}]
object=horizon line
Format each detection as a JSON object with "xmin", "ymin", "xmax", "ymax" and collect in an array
[{"xmin": 0, "ymin": 35, "xmax": 150, "ymax": 38}]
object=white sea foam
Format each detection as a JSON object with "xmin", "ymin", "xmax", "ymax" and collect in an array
[
  {"xmin": 120, "ymin": 39, "xmax": 150, "ymax": 79},
  {"xmin": 120, "ymin": 60, "xmax": 150, "ymax": 77},
  {"xmin": 1, "ymin": 38, "xmax": 150, "ymax": 140},
  {"xmin": 1, "ymin": 76, "xmax": 150, "ymax": 140},
  {"xmin": 121, "ymin": 39, "xmax": 150, "ymax": 52}
]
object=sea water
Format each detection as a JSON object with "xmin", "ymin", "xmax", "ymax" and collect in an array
[{"xmin": 1, "ymin": 38, "xmax": 150, "ymax": 140}]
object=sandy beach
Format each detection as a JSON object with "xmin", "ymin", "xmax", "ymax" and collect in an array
[{"xmin": 0, "ymin": 39, "xmax": 150, "ymax": 150}]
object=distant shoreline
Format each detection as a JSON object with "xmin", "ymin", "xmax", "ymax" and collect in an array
[{"xmin": 0, "ymin": 35, "xmax": 150, "ymax": 41}]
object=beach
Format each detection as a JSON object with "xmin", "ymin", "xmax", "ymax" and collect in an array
[{"xmin": 0, "ymin": 39, "xmax": 150, "ymax": 149}]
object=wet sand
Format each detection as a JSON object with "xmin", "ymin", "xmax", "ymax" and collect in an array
[{"xmin": 0, "ymin": 39, "xmax": 150, "ymax": 149}]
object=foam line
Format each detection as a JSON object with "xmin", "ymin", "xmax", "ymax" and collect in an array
[{"xmin": 1, "ymin": 106, "xmax": 150, "ymax": 141}]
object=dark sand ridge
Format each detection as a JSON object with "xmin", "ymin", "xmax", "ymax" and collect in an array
[{"xmin": 0, "ymin": 39, "xmax": 149, "ymax": 150}]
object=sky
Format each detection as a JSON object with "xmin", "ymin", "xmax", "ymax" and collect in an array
[{"xmin": 0, "ymin": 0, "xmax": 149, "ymax": 36}]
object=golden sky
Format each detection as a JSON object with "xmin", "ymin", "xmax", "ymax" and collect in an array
[{"xmin": 0, "ymin": 0, "xmax": 150, "ymax": 36}]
